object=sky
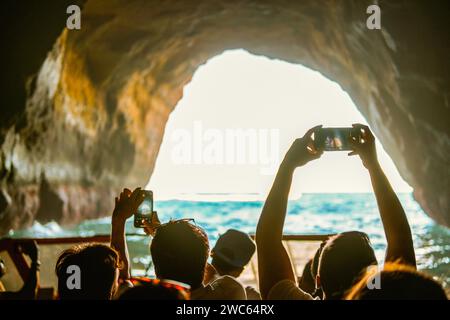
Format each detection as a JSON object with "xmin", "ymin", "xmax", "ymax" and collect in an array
[{"xmin": 147, "ymin": 49, "xmax": 412, "ymax": 200}]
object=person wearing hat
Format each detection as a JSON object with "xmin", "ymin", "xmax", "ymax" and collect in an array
[{"xmin": 209, "ymin": 229, "xmax": 261, "ymax": 300}]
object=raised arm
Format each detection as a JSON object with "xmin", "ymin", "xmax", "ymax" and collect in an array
[
  {"xmin": 349, "ymin": 124, "xmax": 416, "ymax": 267},
  {"xmin": 256, "ymin": 126, "xmax": 323, "ymax": 299},
  {"xmin": 111, "ymin": 187, "xmax": 144, "ymax": 280}
]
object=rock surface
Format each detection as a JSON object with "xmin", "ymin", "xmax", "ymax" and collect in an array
[{"xmin": 1, "ymin": 0, "xmax": 449, "ymax": 234}]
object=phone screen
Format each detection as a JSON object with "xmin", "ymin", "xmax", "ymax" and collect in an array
[
  {"xmin": 315, "ymin": 128, "xmax": 355, "ymax": 151},
  {"xmin": 134, "ymin": 190, "xmax": 153, "ymax": 228}
]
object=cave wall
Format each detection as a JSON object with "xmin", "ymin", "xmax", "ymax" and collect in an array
[{"xmin": 0, "ymin": 0, "xmax": 449, "ymax": 234}]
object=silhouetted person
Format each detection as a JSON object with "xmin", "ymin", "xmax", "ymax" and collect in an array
[
  {"xmin": 209, "ymin": 229, "xmax": 260, "ymax": 299},
  {"xmin": 0, "ymin": 240, "xmax": 40, "ymax": 300},
  {"xmin": 318, "ymin": 231, "xmax": 377, "ymax": 299},
  {"xmin": 151, "ymin": 221, "xmax": 209, "ymax": 290},
  {"xmin": 346, "ymin": 263, "xmax": 448, "ymax": 300},
  {"xmin": 110, "ymin": 188, "xmax": 246, "ymax": 300},
  {"xmin": 256, "ymin": 124, "xmax": 417, "ymax": 300},
  {"xmin": 55, "ymin": 243, "xmax": 120, "ymax": 300}
]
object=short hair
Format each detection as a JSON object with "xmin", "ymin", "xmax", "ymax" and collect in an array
[
  {"xmin": 346, "ymin": 263, "xmax": 448, "ymax": 300},
  {"xmin": 318, "ymin": 231, "xmax": 377, "ymax": 299},
  {"xmin": 150, "ymin": 221, "xmax": 209, "ymax": 289},
  {"xmin": 55, "ymin": 243, "xmax": 119, "ymax": 300}
]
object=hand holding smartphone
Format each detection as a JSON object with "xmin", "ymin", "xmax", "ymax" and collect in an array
[
  {"xmin": 134, "ymin": 190, "xmax": 154, "ymax": 228},
  {"xmin": 314, "ymin": 127, "xmax": 362, "ymax": 151}
]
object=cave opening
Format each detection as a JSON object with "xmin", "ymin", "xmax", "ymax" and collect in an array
[
  {"xmin": 147, "ymin": 49, "xmax": 412, "ymax": 201},
  {"xmin": 138, "ymin": 50, "xmax": 448, "ymax": 282}
]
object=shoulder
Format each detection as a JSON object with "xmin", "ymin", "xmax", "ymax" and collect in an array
[
  {"xmin": 245, "ymin": 286, "xmax": 262, "ymax": 300},
  {"xmin": 268, "ymin": 279, "xmax": 317, "ymax": 300},
  {"xmin": 211, "ymin": 275, "xmax": 244, "ymax": 291},
  {"xmin": 209, "ymin": 276, "xmax": 247, "ymax": 300}
]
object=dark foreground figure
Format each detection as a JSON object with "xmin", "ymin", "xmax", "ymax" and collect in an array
[{"xmin": 256, "ymin": 124, "xmax": 446, "ymax": 300}]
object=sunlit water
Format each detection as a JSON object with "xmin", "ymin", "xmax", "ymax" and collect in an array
[{"xmin": 10, "ymin": 193, "xmax": 449, "ymax": 288}]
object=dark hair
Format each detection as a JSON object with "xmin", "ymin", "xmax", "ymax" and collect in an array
[
  {"xmin": 150, "ymin": 221, "xmax": 209, "ymax": 290},
  {"xmin": 318, "ymin": 231, "xmax": 377, "ymax": 299},
  {"xmin": 346, "ymin": 263, "xmax": 448, "ymax": 300},
  {"xmin": 55, "ymin": 243, "xmax": 120, "ymax": 300},
  {"xmin": 346, "ymin": 263, "xmax": 447, "ymax": 300}
]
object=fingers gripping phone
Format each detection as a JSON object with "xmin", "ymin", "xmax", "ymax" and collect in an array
[
  {"xmin": 134, "ymin": 190, "xmax": 154, "ymax": 228},
  {"xmin": 314, "ymin": 127, "xmax": 361, "ymax": 151}
]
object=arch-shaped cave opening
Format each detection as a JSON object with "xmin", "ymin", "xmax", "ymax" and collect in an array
[{"xmin": 148, "ymin": 49, "xmax": 412, "ymax": 200}]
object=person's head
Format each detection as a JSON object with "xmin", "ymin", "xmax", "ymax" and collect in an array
[
  {"xmin": 119, "ymin": 279, "xmax": 190, "ymax": 300},
  {"xmin": 346, "ymin": 263, "xmax": 448, "ymax": 300},
  {"xmin": 317, "ymin": 231, "xmax": 377, "ymax": 299},
  {"xmin": 55, "ymin": 243, "xmax": 120, "ymax": 300},
  {"xmin": 150, "ymin": 220, "xmax": 209, "ymax": 290},
  {"xmin": 211, "ymin": 229, "xmax": 256, "ymax": 278}
]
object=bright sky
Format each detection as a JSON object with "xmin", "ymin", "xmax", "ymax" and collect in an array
[{"xmin": 147, "ymin": 49, "xmax": 412, "ymax": 200}]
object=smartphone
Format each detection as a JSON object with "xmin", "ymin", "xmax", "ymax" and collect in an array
[
  {"xmin": 314, "ymin": 127, "xmax": 360, "ymax": 151},
  {"xmin": 134, "ymin": 190, "xmax": 154, "ymax": 228}
]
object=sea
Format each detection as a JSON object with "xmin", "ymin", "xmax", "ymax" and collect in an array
[{"xmin": 9, "ymin": 193, "xmax": 449, "ymax": 288}]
